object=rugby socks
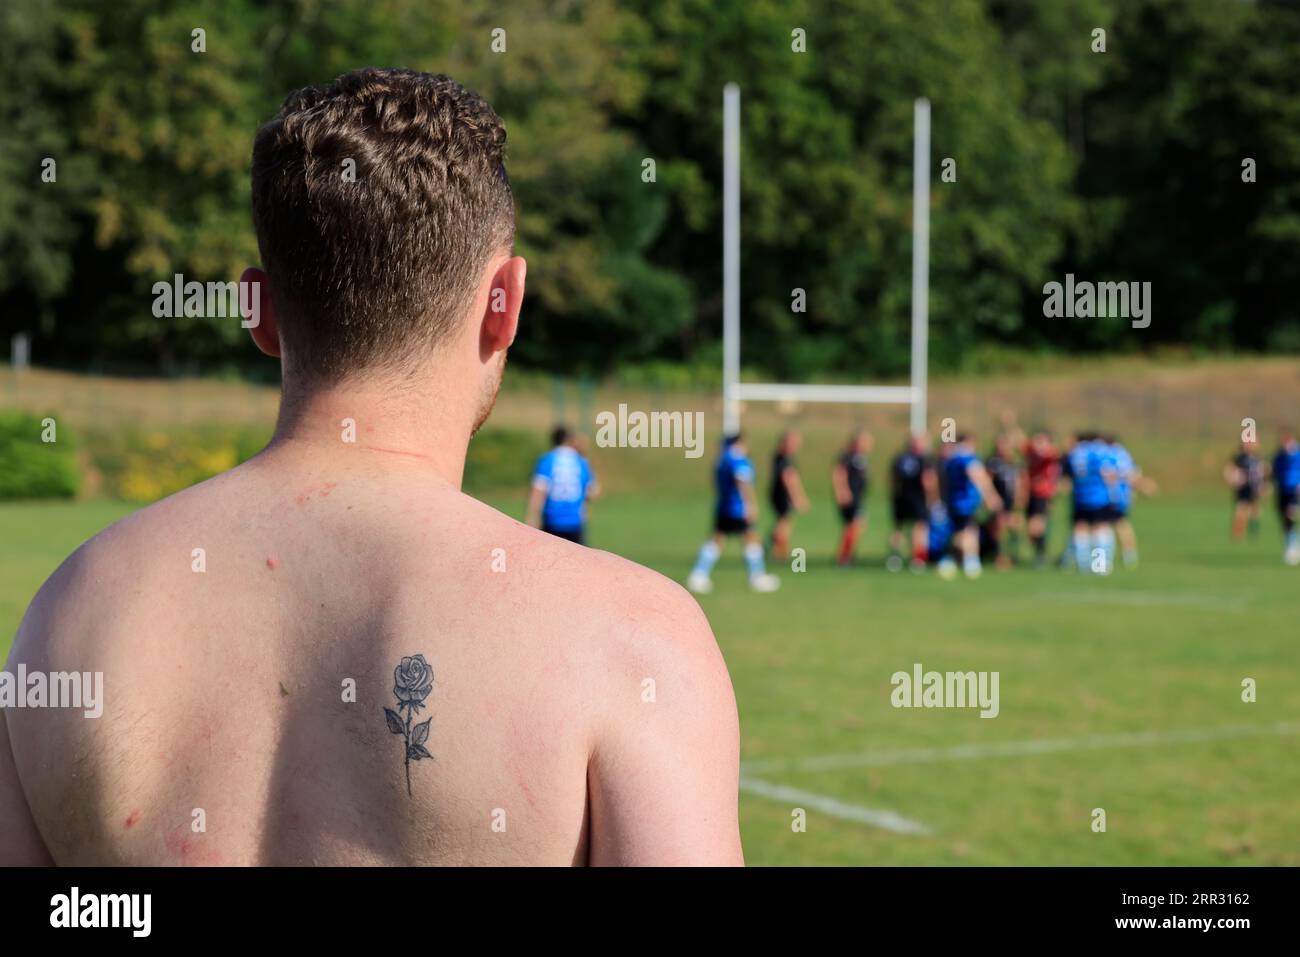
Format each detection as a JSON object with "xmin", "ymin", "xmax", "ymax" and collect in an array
[
  {"xmin": 1072, "ymin": 529, "xmax": 1090, "ymax": 572},
  {"xmin": 838, "ymin": 526, "xmax": 860, "ymax": 564},
  {"xmin": 1122, "ymin": 548, "xmax": 1139, "ymax": 568},
  {"xmin": 691, "ymin": 541, "xmax": 720, "ymax": 578},
  {"xmin": 770, "ymin": 526, "xmax": 790, "ymax": 560},
  {"xmin": 1092, "ymin": 526, "xmax": 1115, "ymax": 574},
  {"xmin": 744, "ymin": 542, "xmax": 767, "ymax": 580},
  {"xmin": 1032, "ymin": 533, "xmax": 1046, "ymax": 561}
]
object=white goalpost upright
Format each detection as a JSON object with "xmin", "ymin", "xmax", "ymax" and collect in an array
[{"xmin": 721, "ymin": 84, "xmax": 930, "ymax": 436}]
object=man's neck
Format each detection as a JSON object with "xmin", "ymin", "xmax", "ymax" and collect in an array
[{"xmin": 267, "ymin": 378, "xmax": 472, "ymax": 488}]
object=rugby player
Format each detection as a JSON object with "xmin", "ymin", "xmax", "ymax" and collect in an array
[
  {"xmin": 1224, "ymin": 438, "xmax": 1264, "ymax": 540},
  {"xmin": 688, "ymin": 435, "xmax": 781, "ymax": 593},
  {"xmin": 526, "ymin": 426, "xmax": 599, "ymax": 544},
  {"xmin": 887, "ymin": 432, "xmax": 935, "ymax": 572},
  {"xmin": 1064, "ymin": 431, "xmax": 1118, "ymax": 574},
  {"xmin": 1022, "ymin": 429, "xmax": 1062, "ymax": 567},
  {"xmin": 942, "ymin": 434, "xmax": 1004, "ymax": 579},
  {"xmin": 768, "ymin": 430, "xmax": 810, "ymax": 561},
  {"xmin": 984, "ymin": 432, "xmax": 1022, "ymax": 569},
  {"xmin": 832, "ymin": 431, "xmax": 871, "ymax": 566},
  {"xmin": 1271, "ymin": 428, "xmax": 1300, "ymax": 565},
  {"xmin": 1105, "ymin": 434, "xmax": 1153, "ymax": 569}
]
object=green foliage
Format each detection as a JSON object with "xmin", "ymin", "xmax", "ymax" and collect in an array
[
  {"xmin": 1, "ymin": 0, "xmax": 1297, "ymax": 376},
  {"xmin": 463, "ymin": 427, "xmax": 546, "ymax": 493},
  {"xmin": 0, "ymin": 411, "xmax": 81, "ymax": 500}
]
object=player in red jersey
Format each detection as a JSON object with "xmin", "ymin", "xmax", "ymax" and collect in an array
[{"xmin": 1022, "ymin": 429, "xmax": 1062, "ymax": 567}]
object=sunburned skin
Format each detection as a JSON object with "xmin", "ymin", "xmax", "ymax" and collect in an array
[{"xmin": 0, "ymin": 426, "xmax": 743, "ymax": 866}]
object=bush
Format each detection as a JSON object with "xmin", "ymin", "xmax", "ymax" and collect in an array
[
  {"xmin": 0, "ymin": 411, "xmax": 82, "ymax": 500},
  {"xmin": 87, "ymin": 424, "xmax": 270, "ymax": 503}
]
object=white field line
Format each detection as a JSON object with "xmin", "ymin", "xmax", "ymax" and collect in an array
[
  {"xmin": 1029, "ymin": 590, "xmax": 1250, "ymax": 610},
  {"xmin": 741, "ymin": 720, "xmax": 1300, "ymax": 777},
  {"xmin": 739, "ymin": 776, "xmax": 933, "ymax": 835}
]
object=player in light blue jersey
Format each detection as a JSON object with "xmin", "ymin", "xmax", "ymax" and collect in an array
[
  {"xmin": 688, "ymin": 434, "xmax": 779, "ymax": 593},
  {"xmin": 1270, "ymin": 428, "xmax": 1300, "ymax": 565},
  {"xmin": 1105, "ymin": 434, "xmax": 1155, "ymax": 569},
  {"xmin": 1065, "ymin": 431, "xmax": 1118, "ymax": 574},
  {"xmin": 526, "ymin": 426, "xmax": 599, "ymax": 544}
]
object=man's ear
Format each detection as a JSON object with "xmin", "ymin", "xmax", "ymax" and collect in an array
[
  {"xmin": 479, "ymin": 255, "xmax": 526, "ymax": 358},
  {"xmin": 240, "ymin": 267, "xmax": 280, "ymax": 358}
]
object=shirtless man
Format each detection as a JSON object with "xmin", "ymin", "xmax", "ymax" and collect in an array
[{"xmin": 0, "ymin": 68, "xmax": 742, "ymax": 866}]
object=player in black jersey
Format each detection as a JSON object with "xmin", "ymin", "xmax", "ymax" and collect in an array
[
  {"xmin": 984, "ymin": 432, "xmax": 1023, "ymax": 568},
  {"xmin": 888, "ymin": 432, "xmax": 937, "ymax": 572},
  {"xmin": 768, "ymin": 430, "xmax": 809, "ymax": 560},
  {"xmin": 1224, "ymin": 438, "xmax": 1264, "ymax": 540},
  {"xmin": 832, "ymin": 431, "xmax": 871, "ymax": 565}
]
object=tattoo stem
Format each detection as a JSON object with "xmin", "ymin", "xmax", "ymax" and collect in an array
[{"xmin": 404, "ymin": 704, "xmax": 412, "ymax": 797}]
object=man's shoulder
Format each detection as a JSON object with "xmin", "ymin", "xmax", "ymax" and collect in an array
[
  {"xmin": 458, "ymin": 497, "xmax": 718, "ymax": 660},
  {"xmin": 12, "ymin": 479, "xmax": 220, "ymax": 658},
  {"xmin": 475, "ymin": 497, "xmax": 699, "ymax": 605}
]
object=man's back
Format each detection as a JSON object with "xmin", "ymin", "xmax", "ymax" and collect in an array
[
  {"xmin": 1, "ymin": 67, "xmax": 743, "ymax": 867},
  {"xmin": 3, "ymin": 442, "xmax": 741, "ymax": 865}
]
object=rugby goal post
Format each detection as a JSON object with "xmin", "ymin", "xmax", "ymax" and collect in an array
[{"xmin": 721, "ymin": 84, "xmax": 930, "ymax": 435}]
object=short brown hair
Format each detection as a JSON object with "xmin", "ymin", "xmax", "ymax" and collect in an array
[{"xmin": 251, "ymin": 68, "xmax": 513, "ymax": 382}]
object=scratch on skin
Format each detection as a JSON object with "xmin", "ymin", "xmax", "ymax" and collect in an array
[
  {"xmin": 518, "ymin": 775, "xmax": 539, "ymax": 813},
  {"xmin": 124, "ymin": 809, "xmax": 141, "ymax": 829},
  {"xmin": 266, "ymin": 556, "xmax": 280, "ymax": 570},
  {"xmin": 359, "ymin": 445, "xmax": 434, "ymax": 461}
]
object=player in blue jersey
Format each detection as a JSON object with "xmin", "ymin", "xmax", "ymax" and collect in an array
[
  {"xmin": 526, "ymin": 426, "xmax": 599, "ymax": 544},
  {"xmin": 1105, "ymin": 434, "xmax": 1154, "ymax": 569},
  {"xmin": 1065, "ymin": 431, "xmax": 1118, "ymax": 574},
  {"xmin": 688, "ymin": 434, "xmax": 780, "ymax": 593},
  {"xmin": 927, "ymin": 502, "xmax": 957, "ymax": 578},
  {"xmin": 1270, "ymin": 428, "xmax": 1300, "ymax": 565},
  {"xmin": 942, "ymin": 433, "xmax": 1004, "ymax": 579}
]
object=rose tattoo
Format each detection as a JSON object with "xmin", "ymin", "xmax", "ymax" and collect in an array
[{"xmin": 384, "ymin": 654, "xmax": 434, "ymax": 796}]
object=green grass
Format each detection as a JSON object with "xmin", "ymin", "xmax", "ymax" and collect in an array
[{"xmin": 3, "ymin": 490, "xmax": 1298, "ymax": 865}]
